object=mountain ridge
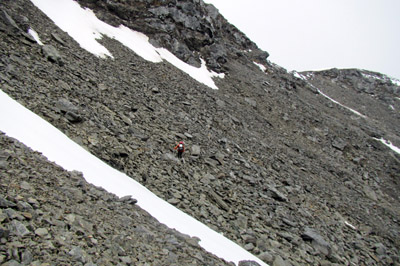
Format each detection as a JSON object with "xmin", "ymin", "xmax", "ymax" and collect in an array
[{"xmin": 1, "ymin": 0, "xmax": 399, "ymax": 265}]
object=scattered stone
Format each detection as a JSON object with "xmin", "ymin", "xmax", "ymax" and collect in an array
[
  {"xmin": 264, "ymin": 185, "xmax": 288, "ymax": 202},
  {"xmin": 119, "ymin": 195, "xmax": 138, "ymax": 205},
  {"xmin": 191, "ymin": 145, "xmax": 201, "ymax": 156},
  {"xmin": 20, "ymin": 181, "xmax": 32, "ymax": 190},
  {"xmin": 301, "ymin": 227, "xmax": 331, "ymax": 256},
  {"xmin": 1, "ymin": 260, "xmax": 23, "ymax": 266},
  {"xmin": 272, "ymin": 255, "xmax": 288, "ymax": 266},
  {"xmin": 332, "ymin": 137, "xmax": 347, "ymax": 151},
  {"xmin": 34, "ymin": 228, "xmax": 49, "ymax": 237},
  {"xmin": 238, "ymin": 260, "xmax": 260, "ymax": 266},
  {"xmin": 68, "ymin": 246, "xmax": 87, "ymax": 263},
  {"xmin": 41, "ymin": 45, "xmax": 64, "ymax": 66},
  {"xmin": 10, "ymin": 220, "xmax": 30, "ymax": 237},
  {"xmin": 0, "ymin": 196, "xmax": 16, "ymax": 208}
]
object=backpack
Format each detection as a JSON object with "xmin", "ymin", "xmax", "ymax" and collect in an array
[{"xmin": 178, "ymin": 143, "xmax": 184, "ymax": 152}]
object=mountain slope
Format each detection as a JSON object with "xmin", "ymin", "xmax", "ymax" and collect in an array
[{"xmin": 1, "ymin": 0, "xmax": 399, "ymax": 265}]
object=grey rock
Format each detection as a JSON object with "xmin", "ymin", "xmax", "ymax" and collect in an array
[
  {"xmin": 301, "ymin": 227, "xmax": 331, "ymax": 256},
  {"xmin": 10, "ymin": 220, "xmax": 30, "ymax": 237},
  {"xmin": 20, "ymin": 181, "xmax": 32, "ymax": 190},
  {"xmin": 56, "ymin": 98, "xmax": 79, "ymax": 113},
  {"xmin": 69, "ymin": 246, "xmax": 88, "ymax": 263},
  {"xmin": 1, "ymin": 260, "xmax": 23, "ymax": 266},
  {"xmin": 245, "ymin": 97, "xmax": 257, "ymax": 108},
  {"xmin": 238, "ymin": 260, "xmax": 261, "ymax": 266},
  {"xmin": 65, "ymin": 111, "xmax": 83, "ymax": 123},
  {"xmin": 210, "ymin": 151, "xmax": 224, "ymax": 165},
  {"xmin": 191, "ymin": 145, "xmax": 201, "ymax": 156},
  {"xmin": 0, "ymin": 196, "xmax": 16, "ymax": 208},
  {"xmin": 5, "ymin": 208, "xmax": 23, "ymax": 220},
  {"xmin": 161, "ymin": 153, "xmax": 181, "ymax": 163},
  {"xmin": 21, "ymin": 249, "xmax": 33, "ymax": 265},
  {"xmin": 35, "ymin": 228, "xmax": 49, "ymax": 237},
  {"xmin": 0, "ymin": 11, "xmax": 21, "ymax": 33},
  {"xmin": 208, "ymin": 189, "xmax": 229, "ymax": 211},
  {"xmin": 17, "ymin": 201, "xmax": 33, "ymax": 211},
  {"xmin": 119, "ymin": 195, "xmax": 137, "ymax": 205},
  {"xmin": 258, "ymin": 251, "xmax": 274, "ymax": 263},
  {"xmin": 120, "ymin": 256, "xmax": 132, "ymax": 264},
  {"xmin": 42, "ymin": 45, "xmax": 64, "ymax": 66},
  {"xmin": 374, "ymin": 243, "xmax": 386, "ymax": 256},
  {"xmin": 332, "ymin": 137, "xmax": 347, "ymax": 151},
  {"xmin": 0, "ymin": 225, "xmax": 10, "ymax": 238},
  {"xmin": 272, "ymin": 255, "xmax": 288, "ymax": 266},
  {"xmin": 363, "ymin": 185, "xmax": 378, "ymax": 201},
  {"xmin": 264, "ymin": 185, "xmax": 288, "ymax": 202},
  {"xmin": 51, "ymin": 32, "xmax": 66, "ymax": 45}
]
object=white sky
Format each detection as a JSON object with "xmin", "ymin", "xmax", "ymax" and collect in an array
[{"xmin": 203, "ymin": 0, "xmax": 400, "ymax": 80}]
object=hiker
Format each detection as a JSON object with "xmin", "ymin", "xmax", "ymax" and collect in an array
[{"xmin": 174, "ymin": 141, "xmax": 185, "ymax": 159}]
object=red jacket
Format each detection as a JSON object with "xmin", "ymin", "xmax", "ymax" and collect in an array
[{"xmin": 174, "ymin": 143, "xmax": 185, "ymax": 152}]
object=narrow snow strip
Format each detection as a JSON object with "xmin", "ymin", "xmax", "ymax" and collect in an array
[
  {"xmin": 344, "ymin": 221, "xmax": 356, "ymax": 230},
  {"xmin": 317, "ymin": 89, "xmax": 367, "ymax": 118},
  {"xmin": 373, "ymin": 138, "xmax": 400, "ymax": 154},
  {"xmin": 0, "ymin": 90, "xmax": 267, "ymax": 266},
  {"xmin": 292, "ymin": 71, "xmax": 366, "ymax": 118},
  {"xmin": 294, "ymin": 71, "xmax": 399, "ymax": 155},
  {"xmin": 29, "ymin": 0, "xmax": 223, "ymax": 89},
  {"xmin": 253, "ymin": 61, "xmax": 266, "ymax": 72},
  {"xmin": 392, "ymin": 78, "xmax": 400, "ymax": 86},
  {"xmin": 28, "ymin": 28, "xmax": 43, "ymax": 45},
  {"xmin": 156, "ymin": 49, "xmax": 224, "ymax": 90},
  {"xmin": 292, "ymin": 71, "xmax": 303, "ymax": 79}
]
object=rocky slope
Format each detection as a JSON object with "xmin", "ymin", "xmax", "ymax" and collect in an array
[
  {"xmin": 1, "ymin": 0, "xmax": 400, "ymax": 265},
  {"xmin": 0, "ymin": 132, "xmax": 231, "ymax": 265},
  {"xmin": 300, "ymin": 68, "xmax": 400, "ymax": 149}
]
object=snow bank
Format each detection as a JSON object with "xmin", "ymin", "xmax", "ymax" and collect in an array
[{"xmin": 29, "ymin": 0, "xmax": 223, "ymax": 89}]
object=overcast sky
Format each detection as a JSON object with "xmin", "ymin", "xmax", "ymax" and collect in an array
[{"xmin": 203, "ymin": 0, "xmax": 400, "ymax": 80}]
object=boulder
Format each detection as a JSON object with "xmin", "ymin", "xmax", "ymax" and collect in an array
[
  {"xmin": 301, "ymin": 227, "xmax": 331, "ymax": 256},
  {"xmin": 42, "ymin": 45, "xmax": 64, "ymax": 66}
]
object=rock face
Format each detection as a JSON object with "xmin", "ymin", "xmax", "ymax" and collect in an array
[
  {"xmin": 75, "ymin": 0, "xmax": 268, "ymax": 72},
  {"xmin": 1, "ymin": 0, "xmax": 400, "ymax": 265}
]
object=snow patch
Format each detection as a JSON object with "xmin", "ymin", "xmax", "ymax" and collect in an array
[
  {"xmin": 391, "ymin": 78, "xmax": 400, "ymax": 86},
  {"xmin": 318, "ymin": 89, "xmax": 367, "ymax": 118},
  {"xmin": 292, "ymin": 71, "xmax": 315, "ymax": 80},
  {"xmin": 374, "ymin": 138, "xmax": 400, "ymax": 154},
  {"xmin": 292, "ymin": 71, "xmax": 304, "ymax": 80},
  {"xmin": 253, "ymin": 61, "xmax": 266, "ymax": 72},
  {"xmin": 344, "ymin": 221, "xmax": 356, "ymax": 230},
  {"xmin": 29, "ymin": 0, "xmax": 223, "ymax": 89},
  {"xmin": 28, "ymin": 28, "xmax": 43, "ymax": 45}
]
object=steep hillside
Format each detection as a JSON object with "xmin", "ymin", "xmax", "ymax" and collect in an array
[
  {"xmin": 1, "ymin": 0, "xmax": 399, "ymax": 265},
  {"xmin": 301, "ymin": 68, "xmax": 400, "ymax": 148}
]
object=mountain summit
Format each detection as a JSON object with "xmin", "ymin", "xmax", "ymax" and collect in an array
[{"xmin": 0, "ymin": 0, "xmax": 399, "ymax": 265}]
